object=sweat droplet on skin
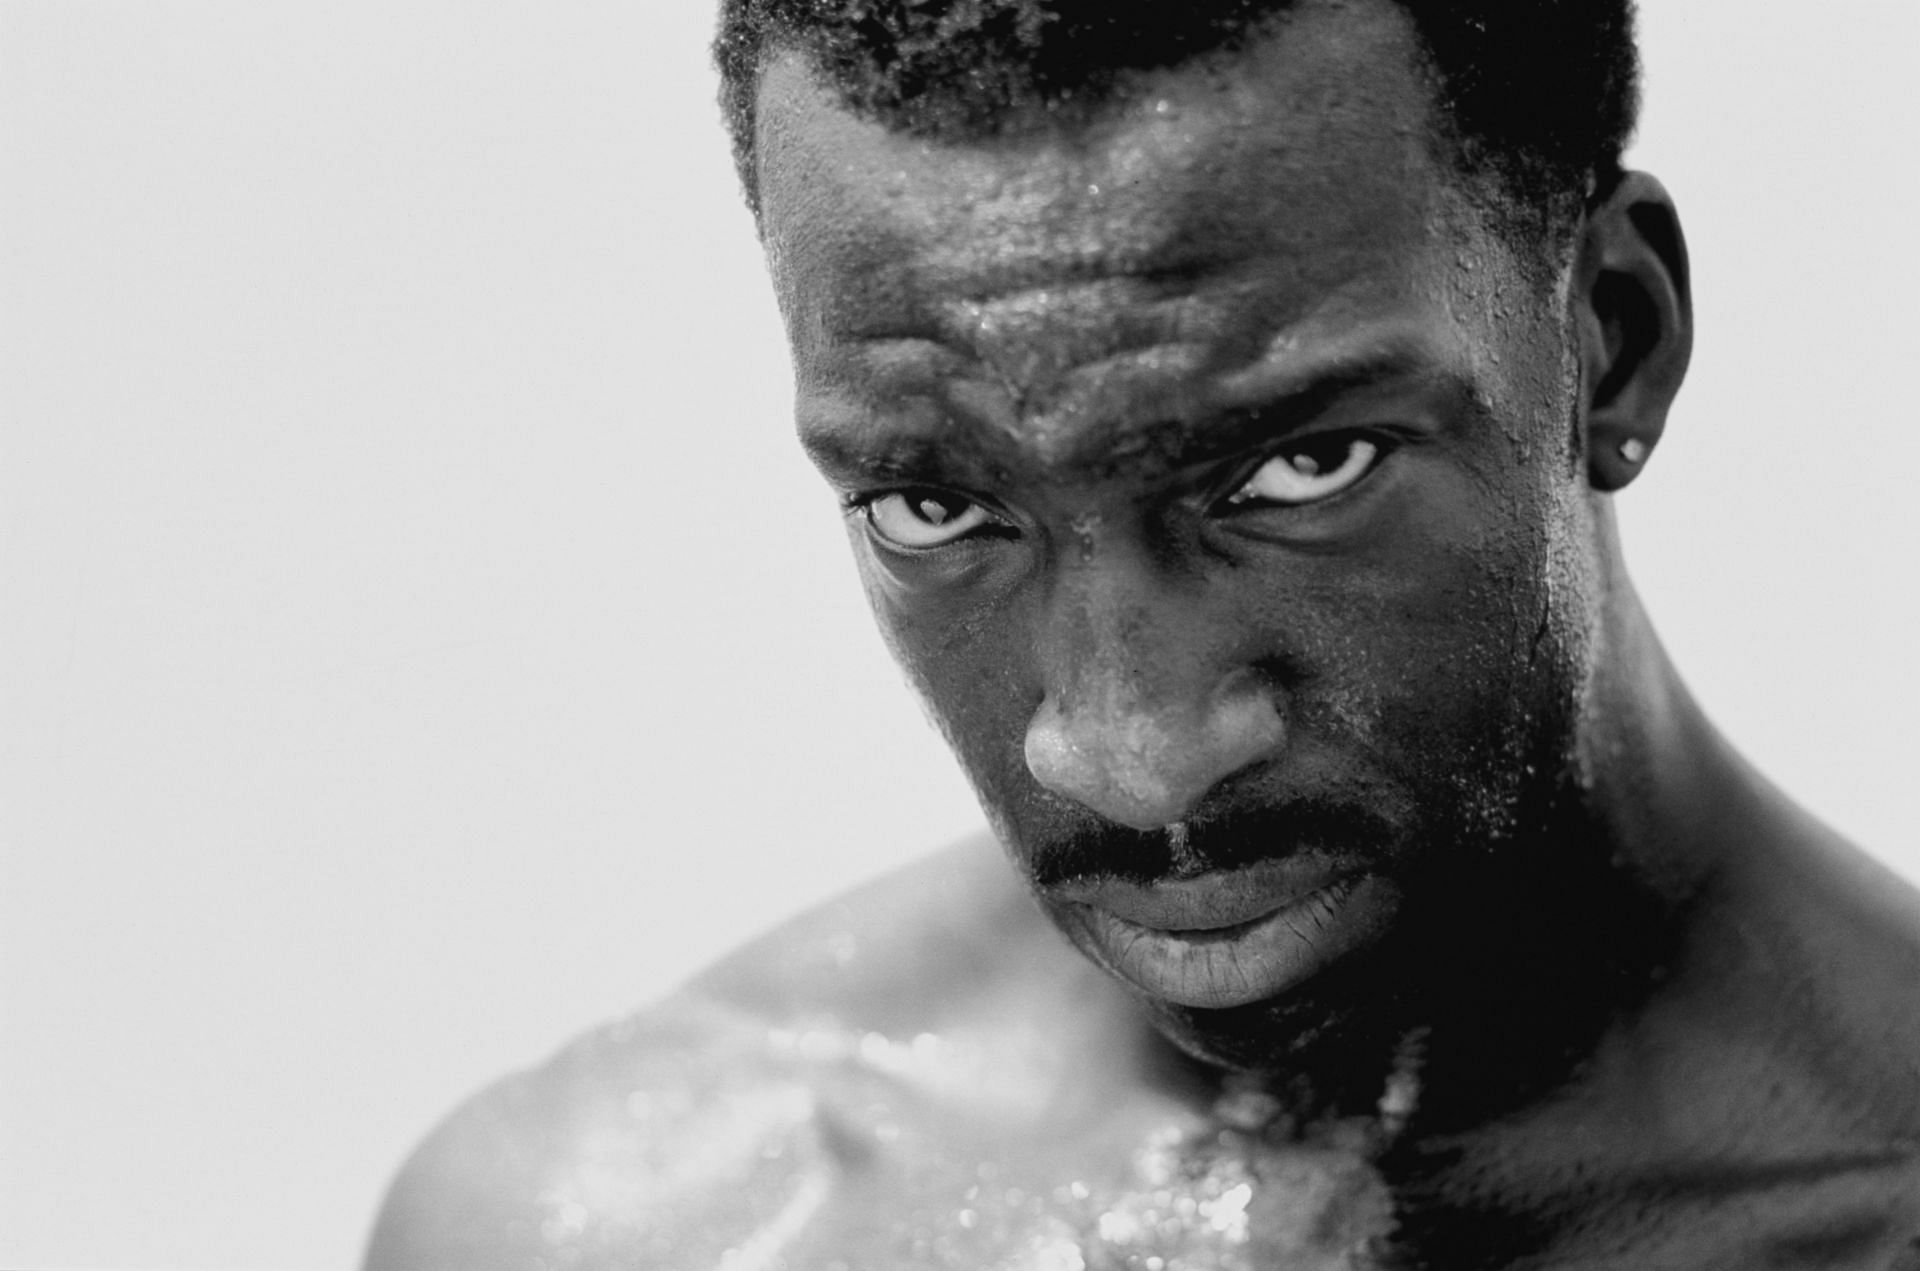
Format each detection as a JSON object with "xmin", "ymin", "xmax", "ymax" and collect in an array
[{"xmin": 1069, "ymin": 512, "xmax": 1101, "ymax": 563}]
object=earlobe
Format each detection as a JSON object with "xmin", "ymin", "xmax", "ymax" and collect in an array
[{"xmin": 1576, "ymin": 172, "xmax": 1694, "ymax": 493}]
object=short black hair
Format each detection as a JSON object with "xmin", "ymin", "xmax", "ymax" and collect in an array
[{"xmin": 713, "ymin": 0, "xmax": 1639, "ymax": 240}]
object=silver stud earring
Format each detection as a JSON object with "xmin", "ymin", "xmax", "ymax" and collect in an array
[{"xmin": 1618, "ymin": 438, "xmax": 1648, "ymax": 465}]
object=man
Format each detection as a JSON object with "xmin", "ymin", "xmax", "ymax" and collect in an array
[{"xmin": 366, "ymin": 0, "xmax": 1920, "ymax": 1265}]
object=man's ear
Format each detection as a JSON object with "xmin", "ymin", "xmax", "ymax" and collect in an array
[{"xmin": 1575, "ymin": 171, "xmax": 1693, "ymax": 492}]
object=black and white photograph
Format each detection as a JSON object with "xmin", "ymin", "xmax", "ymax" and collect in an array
[{"xmin": 3, "ymin": 2, "xmax": 1917, "ymax": 1267}]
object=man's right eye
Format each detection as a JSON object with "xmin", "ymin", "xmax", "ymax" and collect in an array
[{"xmin": 861, "ymin": 490, "xmax": 999, "ymax": 549}]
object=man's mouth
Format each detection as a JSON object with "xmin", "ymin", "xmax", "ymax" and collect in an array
[{"xmin": 1048, "ymin": 856, "xmax": 1396, "ymax": 1010}]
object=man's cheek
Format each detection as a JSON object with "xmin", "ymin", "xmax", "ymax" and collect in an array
[
  {"xmin": 1282, "ymin": 547, "xmax": 1557, "ymax": 770},
  {"xmin": 866, "ymin": 582, "xmax": 1039, "ymax": 782}
]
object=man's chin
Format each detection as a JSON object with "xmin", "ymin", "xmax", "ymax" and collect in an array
[{"xmin": 1124, "ymin": 945, "xmax": 1430, "ymax": 1111}]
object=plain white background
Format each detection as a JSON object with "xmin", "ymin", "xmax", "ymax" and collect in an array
[{"xmin": 2, "ymin": 2, "xmax": 1914, "ymax": 1266}]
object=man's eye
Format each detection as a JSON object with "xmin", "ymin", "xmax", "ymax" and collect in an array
[
  {"xmin": 1223, "ymin": 435, "xmax": 1382, "ymax": 508},
  {"xmin": 863, "ymin": 490, "xmax": 998, "ymax": 548}
]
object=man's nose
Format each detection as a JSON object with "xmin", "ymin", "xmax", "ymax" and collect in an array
[{"xmin": 1022, "ymin": 570, "xmax": 1284, "ymax": 831}]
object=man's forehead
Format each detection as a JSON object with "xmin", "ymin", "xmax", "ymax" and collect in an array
[
  {"xmin": 756, "ymin": 54, "xmax": 1232, "ymax": 299},
  {"xmin": 752, "ymin": 0, "xmax": 1447, "ymax": 339}
]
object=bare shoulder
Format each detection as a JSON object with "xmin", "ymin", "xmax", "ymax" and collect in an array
[
  {"xmin": 1769, "ymin": 805, "xmax": 1920, "ymax": 1095},
  {"xmin": 362, "ymin": 835, "xmax": 1130, "ymax": 1270},
  {"xmin": 361, "ymin": 991, "xmax": 774, "ymax": 1271},
  {"xmin": 683, "ymin": 831, "xmax": 1094, "ymax": 1027}
]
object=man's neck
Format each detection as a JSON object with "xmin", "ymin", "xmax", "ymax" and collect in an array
[{"xmin": 1370, "ymin": 577, "xmax": 1920, "ymax": 1255}]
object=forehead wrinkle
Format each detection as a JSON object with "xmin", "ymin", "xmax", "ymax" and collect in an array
[
  {"xmin": 926, "ymin": 273, "xmax": 1200, "ymax": 410},
  {"xmin": 925, "ymin": 274, "xmax": 1445, "ymax": 477},
  {"xmin": 809, "ymin": 281, "xmax": 1457, "ymax": 491},
  {"xmin": 969, "ymin": 341, "xmax": 1223, "ymax": 479},
  {"xmin": 801, "ymin": 303, "xmax": 1465, "ymax": 502}
]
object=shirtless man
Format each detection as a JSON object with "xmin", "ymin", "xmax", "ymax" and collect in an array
[{"xmin": 364, "ymin": 1, "xmax": 1920, "ymax": 1266}]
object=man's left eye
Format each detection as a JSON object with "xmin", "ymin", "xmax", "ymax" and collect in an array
[
  {"xmin": 863, "ymin": 489, "xmax": 999, "ymax": 548},
  {"xmin": 1223, "ymin": 434, "xmax": 1383, "ymax": 508}
]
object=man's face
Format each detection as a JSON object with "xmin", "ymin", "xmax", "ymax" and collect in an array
[{"xmin": 757, "ymin": 0, "xmax": 1605, "ymax": 1066}]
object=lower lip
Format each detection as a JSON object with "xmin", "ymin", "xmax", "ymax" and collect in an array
[{"xmin": 1076, "ymin": 873, "xmax": 1392, "ymax": 1010}]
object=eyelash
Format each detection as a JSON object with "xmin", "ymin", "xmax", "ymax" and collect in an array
[
  {"xmin": 1212, "ymin": 428, "xmax": 1398, "ymax": 513},
  {"xmin": 844, "ymin": 487, "xmax": 1014, "ymax": 551}
]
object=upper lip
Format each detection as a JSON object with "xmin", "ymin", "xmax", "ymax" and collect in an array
[{"xmin": 1048, "ymin": 854, "xmax": 1353, "ymax": 932}]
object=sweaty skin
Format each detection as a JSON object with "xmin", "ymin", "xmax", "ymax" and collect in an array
[{"xmin": 366, "ymin": 3, "xmax": 1920, "ymax": 1266}]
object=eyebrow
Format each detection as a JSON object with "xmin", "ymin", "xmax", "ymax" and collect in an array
[
  {"xmin": 800, "ymin": 417, "xmax": 963, "ymax": 490},
  {"xmin": 1085, "ymin": 344, "xmax": 1446, "ymax": 477},
  {"xmin": 800, "ymin": 339, "xmax": 1455, "ymax": 490}
]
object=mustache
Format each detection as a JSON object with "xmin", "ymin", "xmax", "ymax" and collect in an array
[{"xmin": 1027, "ymin": 796, "xmax": 1403, "ymax": 889}]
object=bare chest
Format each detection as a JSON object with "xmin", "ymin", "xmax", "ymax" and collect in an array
[
  {"xmin": 508, "ymin": 967, "xmax": 1920, "ymax": 1271},
  {"xmin": 532, "ymin": 1023, "xmax": 1409, "ymax": 1270},
  {"xmin": 529, "ymin": 1034, "xmax": 1920, "ymax": 1271}
]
